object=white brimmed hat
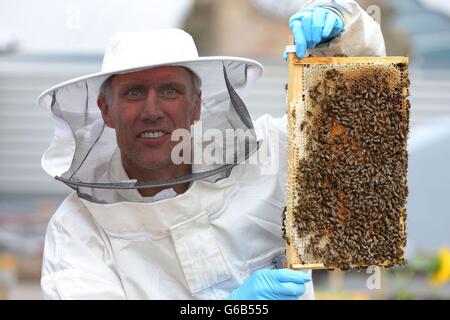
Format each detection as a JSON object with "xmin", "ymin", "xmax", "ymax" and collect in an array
[
  {"xmin": 36, "ymin": 28, "xmax": 264, "ymax": 202},
  {"xmin": 37, "ymin": 28, "xmax": 263, "ymax": 113}
]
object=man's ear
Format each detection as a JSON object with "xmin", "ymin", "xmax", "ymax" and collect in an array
[
  {"xmin": 192, "ymin": 91, "xmax": 201, "ymax": 122},
  {"xmin": 97, "ymin": 95, "xmax": 115, "ymax": 128}
]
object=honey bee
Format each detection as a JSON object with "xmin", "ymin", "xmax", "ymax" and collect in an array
[{"xmin": 300, "ymin": 121, "xmax": 306, "ymax": 131}]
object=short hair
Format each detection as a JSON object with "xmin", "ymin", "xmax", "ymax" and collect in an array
[{"xmin": 98, "ymin": 67, "xmax": 202, "ymax": 105}]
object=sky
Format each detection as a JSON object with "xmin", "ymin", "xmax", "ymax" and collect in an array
[
  {"xmin": 0, "ymin": 0, "xmax": 193, "ymax": 53},
  {"xmin": 420, "ymin": 0, "xmax": 450, "ymax": 16}
]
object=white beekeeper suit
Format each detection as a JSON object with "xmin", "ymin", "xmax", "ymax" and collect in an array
[{"xmin": 39, "ymin": 0, "xmax": 385, "ymax": 300}]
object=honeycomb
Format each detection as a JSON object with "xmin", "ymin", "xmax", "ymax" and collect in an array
[{"xmin": 285, "ymin": 56, "xmax": 410, "ymax": 271}]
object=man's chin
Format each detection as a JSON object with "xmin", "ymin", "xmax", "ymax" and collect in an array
[
  {"xmin": 137, "ymin": 161, "xmax": 172, "ymax": 172},
  {"xmin": 138, "ymin": 154, "xmax": 188, "ymax": 170}
]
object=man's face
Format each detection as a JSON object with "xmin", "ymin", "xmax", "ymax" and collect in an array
[{"xmin": 98, "ymin": 66, "xmax": 201, "ymax": 174}]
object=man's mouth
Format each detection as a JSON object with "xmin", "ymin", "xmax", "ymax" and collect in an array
[{"xmin": 139, "ymin": 130, "xmax": 168, "ymax": 138}]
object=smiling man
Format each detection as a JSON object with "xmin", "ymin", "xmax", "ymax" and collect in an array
[
  {"xmin": 97, "ymin": 66, "xmax": 201, "ymax": 196},
  {"xmin": 38, "ymin": 0, "xmax": 386, "ymax": 299}
]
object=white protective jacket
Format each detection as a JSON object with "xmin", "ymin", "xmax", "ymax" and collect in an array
[{"xmin": 41, "ymin": 0, "xmax": 386, "ymax": 300}]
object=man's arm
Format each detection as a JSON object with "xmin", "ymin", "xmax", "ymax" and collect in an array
[
  {"xmin": 299, "ymin": 0, "xmax": 386, "ymax": 57},
  {"xmin": 41, "ymin": 193, "xmax": 126, "ymax": 299}
]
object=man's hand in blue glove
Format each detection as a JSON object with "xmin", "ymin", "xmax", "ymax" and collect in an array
[
  {"xmin": 226, "ymin": 268, "xmax": 311, "ymax": 300},
  {"xmin": 284, "ymin": 7, "xmax": 344, "ymax": 59}
]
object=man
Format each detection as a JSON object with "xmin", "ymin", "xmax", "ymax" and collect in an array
[{"xmin": 39, "ymin": 0, "xmax": 385, "ymax": 299}]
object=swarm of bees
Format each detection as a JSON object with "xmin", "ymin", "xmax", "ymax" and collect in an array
[{"xmin": 287, "ymin": 61, "xmax": 410, "ymax": 270}]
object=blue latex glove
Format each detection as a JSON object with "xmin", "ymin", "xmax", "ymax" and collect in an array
[
  {"xmin": 225, "ymin": 268, "xmax": 311, "ymax": 300},
  {"xmin": 284, "ymin": 6, "xmax": 344, "ymax": 59}
]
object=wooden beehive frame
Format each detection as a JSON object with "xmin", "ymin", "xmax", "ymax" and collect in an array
[{"xmin": 285, "ymin": 54, "xmax": 409, "ymax": 270}]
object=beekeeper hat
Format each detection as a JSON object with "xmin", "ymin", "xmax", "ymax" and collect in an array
[{"xmin": 36, "ymin": 28, "xmax": 263, "ymax": 203}]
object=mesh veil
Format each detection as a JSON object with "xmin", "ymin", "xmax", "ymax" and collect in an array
[{"xmin": 45, "ymin": 60, "xmax": 261, "ymax": 203}]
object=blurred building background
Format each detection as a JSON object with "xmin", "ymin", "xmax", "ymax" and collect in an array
[{"xmin": 0, "ymin": 0, "xmax": 449, "ymax": 299}]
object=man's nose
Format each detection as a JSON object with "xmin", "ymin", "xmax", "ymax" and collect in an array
[{"xmin": 140, "ymin": 89, "xmax": 164, "ymax": 122}]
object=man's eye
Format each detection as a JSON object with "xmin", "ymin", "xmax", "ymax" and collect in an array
[
  {"xmin": 161, "ymin": 87, "xmax": 179, "ymax": 98},
  {"xmin": 126, "ymin": 87, "xmax": 143, "ymax": 97}
]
